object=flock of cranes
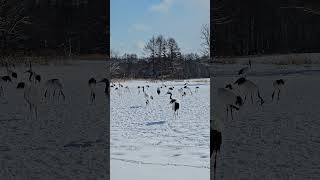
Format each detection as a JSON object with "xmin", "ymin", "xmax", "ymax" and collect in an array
[
  {"xmin": 212, "ymin": 60, "xmax": 287, "ymax": 179},
  {"xmin": 1, "ymin": 62, "xmax": 64, "ymax": 122},
  {"xmin": 1, "ymin": 60, "xmax": 289, "ymax": 178},
  {"xmin": 109, "ymin": 81, "xmax": 201, "ymax": 119},
  {"xmin": 0, "ymin": 62, "xmax": 110, "ymax": 129}
]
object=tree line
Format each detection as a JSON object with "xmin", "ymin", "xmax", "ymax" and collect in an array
[
  {"xmin": 110, "ymin": 34, "xmax": 210, "ymax": 79},
  {"xmin": 212, "ymin": 0, "xmax": 320, "ymax": 57},
  {"xmin": 0, "ymin": 0, "xmax": 107, "ymax": 57}
]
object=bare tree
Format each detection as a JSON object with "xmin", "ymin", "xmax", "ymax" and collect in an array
[
  {"xmin": 155, "ymin": 35, "xmax": 166, "ymax": 76},
  {"xmin": 184, "ymin": 52, "xmax": 200, "ymax": 61},
  {"xmin": 155, "ymin": 35, "xmax": 167, "ymax": 58},
  {"xmin": 110, "ymin": 49, "xmax": 120, "ymax": 59},
  {"xmin": 0, "ymin": 0, "xmax": 30, "ymax": 54},
  {"xmin": 166, "ymin": 37, "xmax": 180, "ymax": 59},
  {"xmin": 144, "ymin": 36, "xmax": 157, "ymax": 77},
  {"xmin": 201, "ymin": 24, "xmax": 210, "ymax": 58},
  {"xmin": 106, "ymin": 59, "xmax": 120, "ymax": 78}
]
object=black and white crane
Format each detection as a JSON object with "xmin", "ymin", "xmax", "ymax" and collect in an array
[
  {"xmin": 184, "ymin": 85, "xmax": 193, "ymax": 95},
  {"xmin": 238, "ymin": 59, "xmax": 252, "ymax": 76},
  {"xmin": 166, "ymin": 91, "xmax": 180, "ymax": 119},
  {"xmin": 17, "ymin": 72, "xmax": 42, "ymax": 124},
  {"xmin": 238, "ymin": 67, "xmax": 250, "ymax": 76},
  {"xmin": 88, "ymin": 77, "xmax": 97, "ymax": 104},
  {"xmin": 44, "ymin": 79, "xmax": 65, "ymax": 102},
  {"xmin": 98, "ymin": 78, "xmax": 110, "ymax": 96},
  {"xmin": 195, "ymin": 86, "xmax": 199, "ymax": 93},
  {"xmin": 157, "ymin": 87, "xmax": 160, "ymax": 95},
  {"xmin": 234, "ymin": 77, "xmax": 264, "ymax": 105},
  {"xmin": 5, "ymin": 62, "xmax": 17, "ymax": 80},
  {"xmin": 217, "ymin": 86, "xmax": 244, "ymax": 120}
]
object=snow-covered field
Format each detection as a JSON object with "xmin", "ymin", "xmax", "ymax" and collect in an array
[
  {"xmin": 2, "ymin": 58, "xmax": 319, "ymax": 179},
  {"xmin": 110, "ymin": 79, "xmax": 210, "ymax": 180},
  {"xmin": 0, "ymin": 60, "xmax": 108, "ymax": 179},
  {"xmin": 211, "ymin": 63, "xmax": 320, "ymax": 179}
]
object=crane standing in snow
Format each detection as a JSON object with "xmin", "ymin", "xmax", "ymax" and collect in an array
[
  {"xmin": 157, "ymin": 87, "xmax": 160, "ymax": 95},
  {"xmin": 98, "ymin": 78, "xmax": 110, "ymax": 96},
  {"xmin": 234, "ymin": 77, "xmax": 264, "ymax": 105},
  {"xmin": 166, "ymin": 91, "xmax": 180, "ymax": 119},
  {"xmin": 88, "ymin": 77, "xmax": 97, "ymax": 104},
  {"xmin": 217, "ymin": 86, "xmax": 244, "ymax": 120},
  {"xmin": 44, "ymin": 79, "xmax": 65, "ymax": 102},
  {"xmin": 17, "ymin": 72, "xmax": 42, "ymax": 126}
]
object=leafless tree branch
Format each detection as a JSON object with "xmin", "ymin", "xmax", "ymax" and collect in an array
[
  {"xmin": 201, "ymin": 24, "xmax": 210, "ymax": 57},
  {"xmin": 0, "ymin": 0, "xmax": 30, "ymax": 52}
]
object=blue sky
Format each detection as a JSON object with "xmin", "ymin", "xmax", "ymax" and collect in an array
[{"xmin": 111, "ymin": 0, "xmax": 209, "ymax": 57}]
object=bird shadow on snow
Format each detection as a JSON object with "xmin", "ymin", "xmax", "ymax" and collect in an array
[
  {"xmin": 130, "ymin": 105, "xmax": 143, "ymax": 109},
  {"xmin": 145, "ymin": 121, "xmax": 166, "ymax": 126},
  {"xmin": 144, "ymin": 119, "xmax": 184, "ymax": 134}
]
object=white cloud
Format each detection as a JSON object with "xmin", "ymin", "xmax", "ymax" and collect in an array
[
  {"xmin": 130, "ymin": 24, "xmax": 152, "ymax": 32},
  {"xmin": 150, "ymin": 0, "xmax": 175, "ymax": 13}
]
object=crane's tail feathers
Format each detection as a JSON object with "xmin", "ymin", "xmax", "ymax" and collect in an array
[
  {"xmin": 230, "ymin": 104, "xmax": 239, "ymax": 111},
  {"xmin": 61, "ymin": 91, "xmax": 65, "ymax": 100}
]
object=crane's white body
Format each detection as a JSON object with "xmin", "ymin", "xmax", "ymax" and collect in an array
[
  {"xmin": 217, "ymin": 88, "xmax": 242, "ymax": 120},
  {"xmin": 44, "ymin": 79, "xmax": 65, "ymax": 102},
  {"xmin": 234, "ymin": 79, "xmax": 263, "ymax": 105}
]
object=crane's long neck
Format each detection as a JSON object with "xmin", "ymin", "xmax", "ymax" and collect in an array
[
  {"xmin": 29, "ymin": 73, "xmax": 33, "ymax": 82},
  {"xmin": 170, "ymin": 94, "xmax": 172, "ymax": 99}
]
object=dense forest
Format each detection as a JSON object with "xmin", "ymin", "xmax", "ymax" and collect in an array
[
  {"xmin": 211, "ymin": 0, "xmax": 320, "ymax": 57},
  {"xmin": 0, "ymin": 0, "xmax": 107, "ymax": 56}
]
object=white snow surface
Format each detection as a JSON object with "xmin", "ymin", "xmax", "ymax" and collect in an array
[
  {"xmin": 0, "ymin": 60, "xmax": 108, "ymax": 179},
  {"xmin": 211, "ymin": 64, "xmax": 320, "ymax": 180},
  {"xmin": 111, "ymin": 79, "xmax": 210, "ymax": 180}
]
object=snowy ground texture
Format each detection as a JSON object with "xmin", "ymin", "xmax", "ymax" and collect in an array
[
  {"xmin": 211, "ymin": 63, "xmax": 320, "ymax": 180},
  {"xmin": 0, "ymin": 60, "xmax": 108, "ymax": 179},
  {"xmin": 111, "ymin": 79, "xmax": 210, "ymax": 180}
]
